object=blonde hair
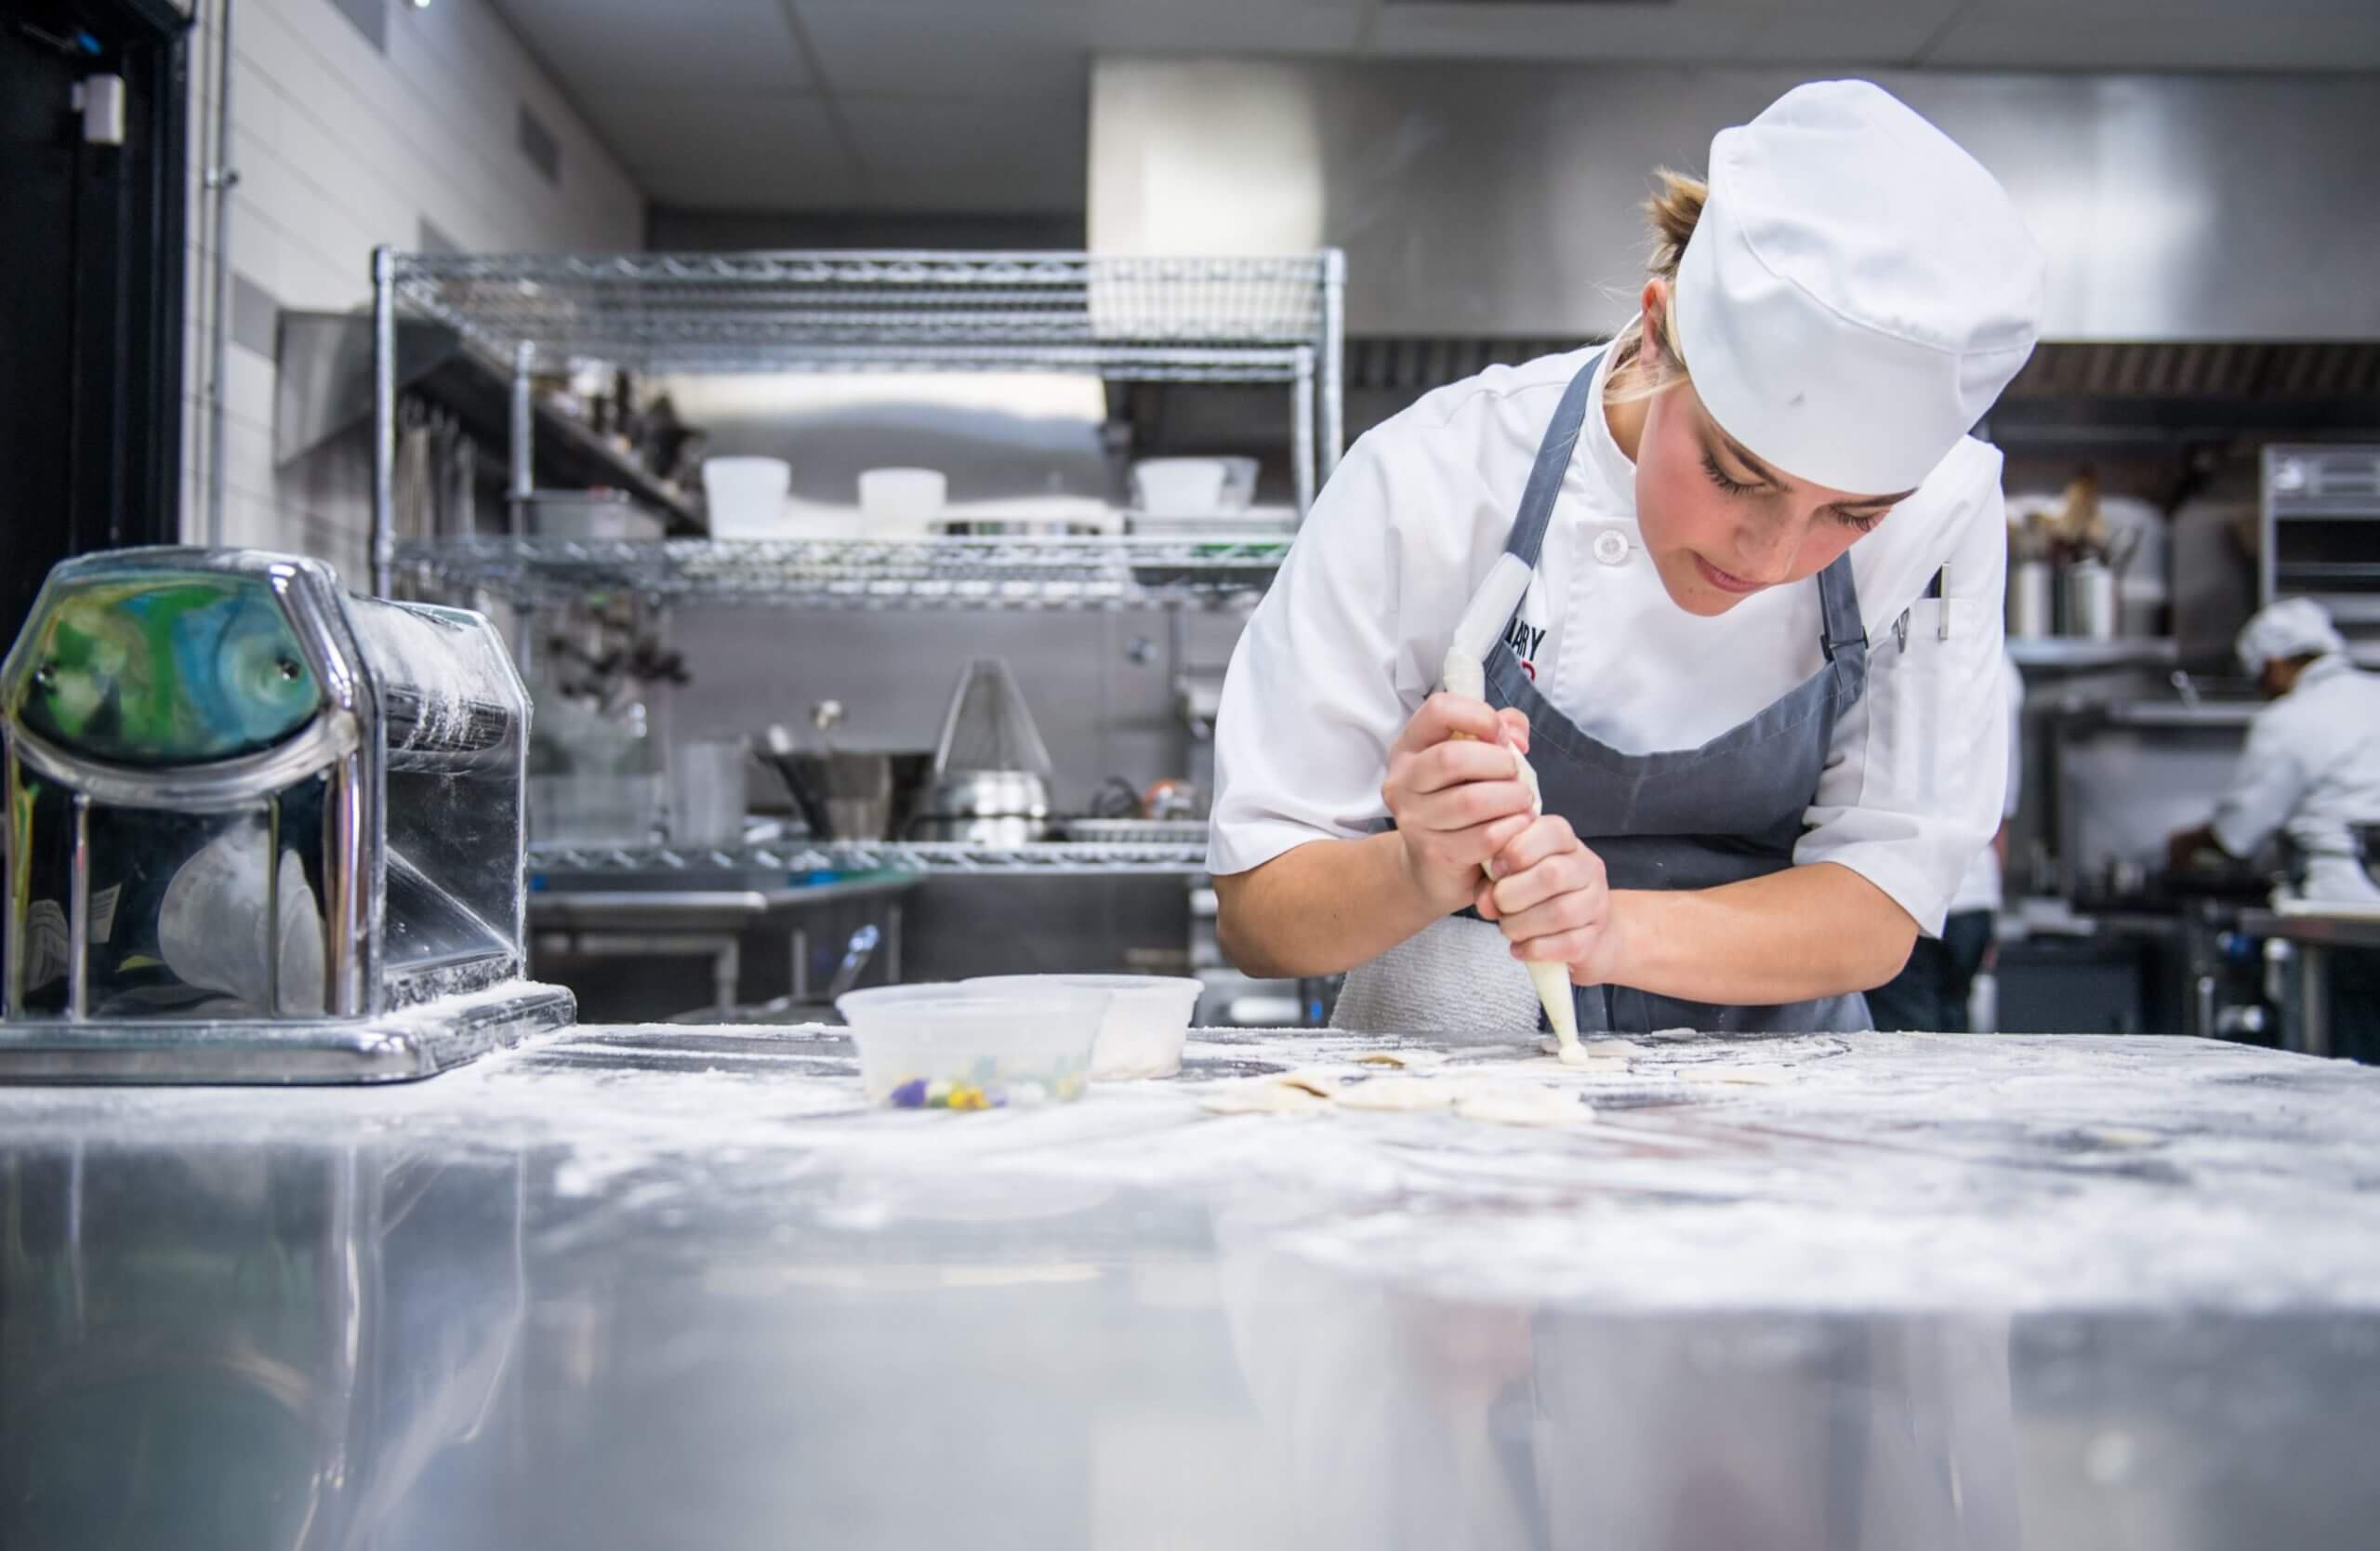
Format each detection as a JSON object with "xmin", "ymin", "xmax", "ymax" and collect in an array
[{"xmin": 1605, "ymin": 168, "xmax": 1706, "ymax": 405}]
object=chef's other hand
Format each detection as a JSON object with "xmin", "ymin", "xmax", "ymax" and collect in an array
[
  {"xmin": 1383, "ymin": 693, "xmax": 1535, "ymax": 914},
  {"xmin": 1474, "ymin": 814, "xmax": 1612, "ymax": 973},
  {"xmin": 2167, "ymin": 822, "xmax": 2218, "ymax": 875}
]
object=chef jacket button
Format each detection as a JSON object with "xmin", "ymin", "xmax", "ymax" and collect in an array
[{"xmin": 1592, "ymin": 530, "xmax": 1631, "ymax": 566}]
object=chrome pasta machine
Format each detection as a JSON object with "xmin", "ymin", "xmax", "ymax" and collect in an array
[{"xmin": 0, "ymin": 549, "xmax": 573, "ymax": 1080}]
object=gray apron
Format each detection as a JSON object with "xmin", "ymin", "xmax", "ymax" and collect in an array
[
  {"xmin": 2284, "ymin": 824, "xmax": 2380, "ymax": 901},
  {"xmin": 1337, "ymin": 351, "xmax": 1875, "ymax": 1036}
]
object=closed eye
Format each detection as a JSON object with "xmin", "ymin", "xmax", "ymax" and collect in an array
[
  {"xmin": 1700, "ymin": 450, "xmax": 1758, "ymax": 497},
  {"xmin": 1831, "ymin": 505, "xmax": 1891, "ymax": 534}
]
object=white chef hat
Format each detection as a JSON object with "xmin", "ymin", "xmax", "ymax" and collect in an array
[
  {"xmin": 1673, "ymin": 80, "xmax": 2047, "ymax": 495},
  {"xmin": 2236, "ymin": 598, "xmax": 2346, "ymax": 675}
]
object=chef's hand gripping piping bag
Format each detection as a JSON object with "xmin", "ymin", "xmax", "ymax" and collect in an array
[{"xmin": 1442, "ymin": 554, "xmax": 1589, "ymax": 1066}]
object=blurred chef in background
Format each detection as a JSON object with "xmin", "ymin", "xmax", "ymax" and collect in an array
[
  {"xmin": 2167, "ymin": 599, "xmax": 2380, "ymax": 906},
  {"xmin": 1869, "ymin": 649, "xmax": 2022, "ymax": 1032},
  {"xmin": 2169, "ymin": 598, "xmax": 2380, "ymax": 1060}
]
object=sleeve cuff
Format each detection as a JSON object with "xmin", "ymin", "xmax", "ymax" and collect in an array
[
  {"xmin": 2209, "ymin": 809, "xmax": 2268, "ymax": 861},
  {"xmin": 1206, "ymin": 823, "xmax": 1355, "ymax": 880},
  {"xmin": 1803, "ymin": 844, "xmax": 1953, "ymax": 941}
]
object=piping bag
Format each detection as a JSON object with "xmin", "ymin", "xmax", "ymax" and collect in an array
[{"xmin": 1443, "ymin": 555, "xmax": 1590, "ymax": 1067}]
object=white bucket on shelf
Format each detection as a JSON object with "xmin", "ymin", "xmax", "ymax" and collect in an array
[
  {"xmin": 668, "ymin": 739, "xmax": 751, "ymax": 848},
  {"xmin": 702, "ymin": 457, "xmax": 793, "ymax": 537},
  {"xmin": 1130, "ymin": 457, "xmax": 1230, "ymax": 516},
  {"xmin": 857, "ymin": 467, "xmax": 947, "ymax": 537}
]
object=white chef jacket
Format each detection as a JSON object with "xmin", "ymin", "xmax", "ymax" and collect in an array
[
  {"xmin": 2210, "ymin": 654, "xmax": 2380, "ymax": 905},
  {"xmin": 1209, "ymin": 345, "xmax": 2011, "ymax": 938},
  {"xmin": 1946, "ymin": 652, "xmax": 2025, "ymax": 917}
]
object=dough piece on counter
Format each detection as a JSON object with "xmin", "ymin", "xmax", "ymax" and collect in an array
[
  {"xmin": 1277, "ymin": 1068, "xmax": 1342, "ymax": 1097},
  {"xmin": 1337, "ymin": 1076, "xmax": 1455, "ymax": 1112},
  {"xmin": 1355, "ymin": 1049, "xmax": 1450, "ymax": 1071},
  {"xmin": 1679, "ymin": 1063, "xmax": 1793, "ymax": 1086},
  {"xmin": 1455, "ymin": 1085, "xmax": 1593, "ymax": 1128},
  {"xmin": 1539, "ymin": 1037, "xmax": 1636, "ymax": 1062},
  {"xmin": 1202, "ymin": 1080, "xmax": 1332, "ymax": 1117}
]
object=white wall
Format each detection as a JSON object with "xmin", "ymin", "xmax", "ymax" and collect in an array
[{"xmin": 178, "ymin": 0, "xmax": 644, "ymax": 585}]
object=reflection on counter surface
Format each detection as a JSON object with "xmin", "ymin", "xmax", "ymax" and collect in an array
[{"xmin": 6, "ymin": 1022, "xmax": 2380, "ymax": 1549}]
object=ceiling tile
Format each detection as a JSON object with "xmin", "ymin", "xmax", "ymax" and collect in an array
[
  {"xmin": 495, "ymin": 0, "xmax": 811, "ymax": 91},
  {"xmin": 605, "ymin": 91, "xmax": 859, "ymax": 208},
  {"xmin": 839, "ymin": 93, "xmax": 1087, "ymax": 211},
  {"xmin": 797, "ymin": 4, "xmax": 1088, "ymax": 98},
  {"xmin": 493, "ymin": 0, "xmax": 2380, "ymax": 219}
]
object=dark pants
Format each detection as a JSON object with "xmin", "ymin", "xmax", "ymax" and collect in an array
[
  {"xmin": 2333, "ymin": 948, "xmax": 2380, "ymax": 1065},
  {"xmin": 1868, "ymin": 910, "xmax": 1995, "ymax": 1033}
]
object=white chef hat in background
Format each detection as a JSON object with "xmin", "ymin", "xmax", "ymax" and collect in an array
[
  {"xmin": 1673, "ymin": 79, "xmax": 2047, "ymax": 496},
  {"xmin": 2236, "ymin": 597, "xmax": 2347, "ymax": 676}
]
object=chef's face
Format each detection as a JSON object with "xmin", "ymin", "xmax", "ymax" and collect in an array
[
  {"xmin": 1629, "ymin": 306, "xmax": 1912, "ymax": 617},
  {"xmin": 2260, "ymin": 656, "xmax": 2309, "ymax": 700}
]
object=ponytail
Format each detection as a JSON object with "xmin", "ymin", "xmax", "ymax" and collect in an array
[{"xmin": 1605, "ymin": 167, "xmax": 1707, "ymax": 405}]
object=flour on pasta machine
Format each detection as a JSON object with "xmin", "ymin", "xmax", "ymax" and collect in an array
[{"xmin": 0, "ymin": 548, "xmax": 573, "ymax": 1080}]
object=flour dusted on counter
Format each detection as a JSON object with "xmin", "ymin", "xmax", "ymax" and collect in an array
[
  {"xmin": 9, "ymin": 1024, "xmax": 2380, "ymax": 1315},
  {"xmin": 1203, "ymin": 1080, "xmax": 1332, "ymax": 1117},
  {"xmin": 1681, "ymin": 1064, "xmax": 1794, "ymax": 1087},
  {"xmin": 1453, "ymin": 1084, "xmax": 1593, "ymax": 1128}
]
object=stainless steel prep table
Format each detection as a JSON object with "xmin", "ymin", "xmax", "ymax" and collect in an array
[
  {"xmin": 2238, "ymin": 907, "xmax": 2380, "ymax": 1057},
  {"xmin": 527, "ymin": 873, "xmax": 923, "ymax": 1010},
  {"xmin": 6, "ymin": 1025, "xmax": 2380, "ymax": 1549}
]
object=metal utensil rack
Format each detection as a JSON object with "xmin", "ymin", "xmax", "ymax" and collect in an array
[
  {"xmin": 2263, "ymin": 444, "xmax": 2380, "ymax": 629},
  {"xmin": 531, "ymin": 840, "xmax": 1211, "ymax": 879},
  {"xmin": 368, "ymin": 248, "xmax": 1337, "ymax": 876},
  {"xmin": 398, "ymin": 534, "xmax": 1287, "ymax": 613},
  {"xmin": 370, "ymin": 247, "xmax": 1347, "ymax": 601}
]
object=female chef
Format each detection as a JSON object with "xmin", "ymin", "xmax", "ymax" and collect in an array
[{"xmin": 1207, "ymin": 80, "xmax": 2048, "ymax": 1035}]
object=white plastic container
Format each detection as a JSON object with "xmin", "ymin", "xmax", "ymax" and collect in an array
[
  {"xmin": 702, "ymin": 457, "xmax": 793, "ymax": 537},
  {"xmin": 857, "ymin": 467, "xmax": 946, "ymax": 537},
  {"xmin": 837, "ymin": 982, "xmax": 1109, "ymax": 1107},
  {"xmin": 666, "ymin": 739, "xmax": 748, "ymax": 847},
  {"xmin": 1214, "ymin": 457, "xmax": 1260, "ymax": 512},
  {"xmin": 1130, "ymin": 457, "xmax": 1229, "ymax": 516},
  {"xmin": 967, "ymin": 974, "xmax": 1201, "ymax": 1080}
]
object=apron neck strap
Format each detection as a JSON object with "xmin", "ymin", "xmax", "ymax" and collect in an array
[
  {"xmin": 1501, "ymin": 350, "xmax": 1606, "ymax": 571},
  {"xmin": 1817, "ymin": 551, "xmax": 1867, "ymax": 663}
]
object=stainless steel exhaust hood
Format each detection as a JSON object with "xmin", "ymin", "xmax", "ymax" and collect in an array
[{"xmin": 1091, "ymin": 58, "xmax": 2380, "ymax": 343}]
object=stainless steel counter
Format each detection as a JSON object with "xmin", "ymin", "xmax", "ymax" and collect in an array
[
  {"xmin": 5, "ymin": 1024, "xmax": 2379, "ymax": 1549},
  {"xmin": 528, "ymin": 874, "xmax": 922, "ymax": 1010},
  {"xmin": 2239, "ymin": 908, "xmax": 2380, "ymax": 1057},
  {"xmin": 2240, "ymin": 908, "xmax": 2380, "ymax": 954}
]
